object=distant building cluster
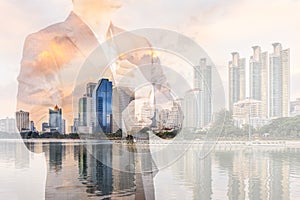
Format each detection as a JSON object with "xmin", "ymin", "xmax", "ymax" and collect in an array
[
  {"xmin": 11, "ymin": 43, "xmax": 295, "ymax": 135},
  {"xmin": 72, "ymin": 78, "xmax": 185, "ymax": 136},
  {"xmin": 39, "ymin": 105, "xmax": 66, "ymax": 134},
  {"xmin": 229, "ymin": 43, "xmax": 291, "ymax": 128},
  {"xmin": 16, "ymin": 106, "xmax": 65, "ymax": 134}
]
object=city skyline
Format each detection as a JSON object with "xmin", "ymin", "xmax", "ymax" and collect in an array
[
  {"xmin": 7, "ymin": 42, "xmax": 294, "ymax": 133},
  {"xmin": 229, "ymin": 43, "xmax": 290, "ymax": 117},
  {"xmin": 230, "ymin": 43, "xmax": 291, "ymax": 128},
  {"xmin": 1, "ymin": 0, "xmax": 300, "ymax": 119}
]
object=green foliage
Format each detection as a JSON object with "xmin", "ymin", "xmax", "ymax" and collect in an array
[
  {"xmin": 210, "ymin": 110, "xmax": 300, "ymax": 139},
  {"xmin": 154, "ymin": 130, "xmax": 178, "ymax": 139},
  {"xmin": 210, "ymin": 109, "xmax": 246, "ymax": 138},
  {"xmin": 106, "ymin": 129, "xmax": 123, "ymax": 139},
  {"xmin": 259, "ymin": 115, "xmax": 300, "ymax": 138}
]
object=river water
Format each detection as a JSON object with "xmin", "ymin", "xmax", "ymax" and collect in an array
[{"xmin": 0, "ymin": 139, "xmax": 300, "ymax": 200}]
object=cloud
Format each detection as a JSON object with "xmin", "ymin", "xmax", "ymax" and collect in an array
[
  {"xmin": 0, "ymin": 0, "xmax": 299, "ymax": 118},
  {"xmin": 0, "ymin": 0, "xmax": 72, "ymax": 117}
]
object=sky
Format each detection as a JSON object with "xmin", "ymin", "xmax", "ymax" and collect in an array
[{"xmin": 0, "ymin": 0, "xmax": 299, "ymax": 119}]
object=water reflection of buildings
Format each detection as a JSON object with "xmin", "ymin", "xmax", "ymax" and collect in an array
[
  {"xmin": 170, "ymin": 145, "xmax": 213, "ymax": 199},
  {"xmin": 164, "ymin": 146, "xmax": 294, "ymax": 200},
  {"xmin": 48, "ymin": 143, "xmax": 63, "ymax": 171},
  {"xmin": 9, "ymin": 141, "xmax": 300, "ymax": 199},
  {"xmin": 213, "ymin": 148, "xmax": 290, "ymax": 200},
  {"xmin": 77, "ymin": 143, "xmax": 137, "ymax": 198}
]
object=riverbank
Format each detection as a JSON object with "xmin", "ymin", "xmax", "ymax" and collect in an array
[{"xmin": 2, "ymin": 138, "xmax": 300, "ymax": 148}]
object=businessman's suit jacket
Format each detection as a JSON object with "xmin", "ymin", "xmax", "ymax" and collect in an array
[
  {"xmin": 17, "ymin": 11, "xmax": 169, "ymax": 200},
  {"xmin": 17, "ymin": 12, "xmax": 167, "ymax": 131}
]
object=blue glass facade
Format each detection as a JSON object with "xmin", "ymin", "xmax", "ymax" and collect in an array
[
  {"xmin": 49, "ymin": 105, "xmax": 63, "ymax": 134},
  {"xmin": 96, "ymin": 79, "xmax": 113, "ymax": 134}
]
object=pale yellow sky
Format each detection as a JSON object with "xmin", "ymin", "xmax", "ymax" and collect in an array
[{"xmin": 0, "ymin": 0, "xmax": 299, "ymax": 118}]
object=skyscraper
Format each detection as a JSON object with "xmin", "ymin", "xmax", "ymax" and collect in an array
[
  {"xmin": 269, "ymin": 43, "xmax": 290, "ymax": 118},
  {"xmin": 228, "ymin": 52, "xmax": 246, "ymax": 112},
  {"xmin": 0, "ymin": 118, "xmax": 17, "ymax": 133},
  {"xmin": 95, "ymin": 79, "xmax": 113, "ymax": 134},
  {"xmin": 62, "ymin": 119, "xmax": 66, "ymax": 134},
  {"xmin": 112, "ymin": 87, "xmax": 132, "ymax": 134},
  {"xmin": 249, "ymin": 46, "xmax": 268, "ymax": 119},
  {"xmin": 77, "ymin": 82, "xmax": 97, "ymax": 134},
  {"xmin": 165, "ymin": 101, "xmax": 183, "ymax": 129},
  {"xmin": 86, "ymin": 82, "xmax": 97, "ymax": 97},
  {"xmin": 30, "ymin": 121, "xmax": 35, "ymax": 132},
  {"xmin": 16, "ymin": 110, "xmax": 30, "ymax": 132},
  {"xmin": 49, "ymin": 105, "xmax": 63, "ymax": 134},
  {"xmin": 78, "ymin": 95, "xmax": 93, "ymax": 133},
  {"xmin": 194, "ymin": 58, "xmax": 213, "ymax": 128},
  {"xmin": 184, "ymin": 89, "xmax": 202, "ymax": 128}
]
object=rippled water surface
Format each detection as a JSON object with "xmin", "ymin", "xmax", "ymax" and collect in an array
[{"xmin": 1, "ymin": 139, "xmax": 300, "ymax": 200}]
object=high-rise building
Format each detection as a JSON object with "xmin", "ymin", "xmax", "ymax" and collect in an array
[
  {"xmin": 77, "ymin": 82, "xmax": 97, "ymax": 134},
  {"xmin": 140, "ymin": 101, "xmax": 154, "ymax": 125},
  {"xmin": 79, "ymin": 97, "xmax": 88, "ymax": 126},
  {"xmin": 249, "ymin": 46, "xmax": 268, "ymax": 119},
  {"xmin": 16, "ymin": 110, "xmax": 30, "ymax": 132},
  {"xmin": 95, "ymin": 79, "xmax": 113, "ymax": 134},
  {"xmin": 165, "ymin": 101, "xmax": 183, "ymax": 129},
  {"xmin": 269, "ymin": 43, "xmax": 290, "ymax": 118},
  {"xmin": 30, "ymin": 121, "xmax": 36, "ymax": 132},
  {"xmin": 112, "ymin": 87, "xmax": 132, "ymax": 133},
  {"xmin": 42, "ymin": 122, "xmax": 50, "ymax": 132},
  {"xmin": 0, "ymin": 118, "xmax": 17, "ymax": 133},
  {"xmin": 194, "ymin": 58, "xmax": 213, "ymax": 128},
  {"xmin": 228, "ymin": 52, "xmax": 246, "ymax": 112},
  {"xmin": 62, "ymin": 119, "xmax": 66, "ymax": 134},
  {"xmin": 86, "ymin": 82, "xmax": 97, "ymax": 97},
  {"xmin": 71, "ymin": 118, "xmax": 79, "ymax": 133},
  {"xmin": 158, "ymin": 109, "xmax": 169, "ymax": 130},
  {"xmin": 78, "ymin": 95, "xmax": 93, "ymax": 133},
  {"xmin": 49, "ymin": 105, "xmax": 63, "ymax": 134},
  {"xmin": 184, "ymin": 89, "xmax": 202, "ymax": 128}
]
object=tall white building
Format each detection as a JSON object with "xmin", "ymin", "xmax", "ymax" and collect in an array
[
  {"xmin": 184, "ymin": 89, "xmax": 202, "ymax": 128},
  {"xmin": 112, "ymin": 87, "xmax": 132, "ymax": 133},
  {"xmin": 269, "ymin": 43, "xmax": 290, "ymax": 118},
  {"xmin": 62, "ymin": 119, "xmax": 66, "ymax": 134},
  {"xmin": 16, "ymin": 110, "xmax": 30, "ymax": 132},
  {"xmin": 194, "ymin": 58, "xmax": 213, "ymax": 128},
  {"xmin": 86, "ymin": 82, "xmax": 97, "ymax": 98},
  {"xmin": 249, "ymin": 46, "xmax": 268, "ymax": 119},
  {"xmin": 76, "ymin": 82, "xmax": 97, "ymax": 134},
  {"xmin": 78, "ymin": 95, "xmax": 93, "ymax": 133},
  {"xmin": 140, "ymin": 101, "xmax": 154, "ymax": 125},
  {"xmin": 0, "ymin": 118, "xmax": 17, "ymax": 133},
  {"xmin": 229, "ymin": 52, "xmax": 246, "ymax": 112},
  {"xmin": 165, "ymin": 101, "xmax": 183, "ymax": 129},
  {"xmin": 158, "ymin": 109, "xmax": 169, "ymax": 129}
]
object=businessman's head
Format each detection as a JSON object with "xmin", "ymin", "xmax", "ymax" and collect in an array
[{"xmin": 73, "ymin": 0, "xmax": 124, "ymax": 13}]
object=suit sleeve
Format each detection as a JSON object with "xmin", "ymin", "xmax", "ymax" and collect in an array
[
  {"xmin": 17, "ymin": 34, "xmax": 62, "ymax": 129},
  {"xmin": 131, "ymin": 40, "xmax": 180, "ymax": 139}
]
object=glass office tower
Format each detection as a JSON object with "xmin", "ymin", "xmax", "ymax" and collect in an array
[{"xmin": 95, "ymin": 79, "xmax": 113, "ymax": 134}]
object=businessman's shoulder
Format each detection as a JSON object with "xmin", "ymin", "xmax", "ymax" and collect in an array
[
  {"xmin": 25, "ymin": 21, "xmax": 69, "ymax": 44},
  {"xmin": 24, "ymin": 12, "xmax": 83, "ymax": 46}
]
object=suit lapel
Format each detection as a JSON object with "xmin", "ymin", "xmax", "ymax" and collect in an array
[{"xmin": 63, "ymin": 12, "xmax": 99, "ymax": 58}]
